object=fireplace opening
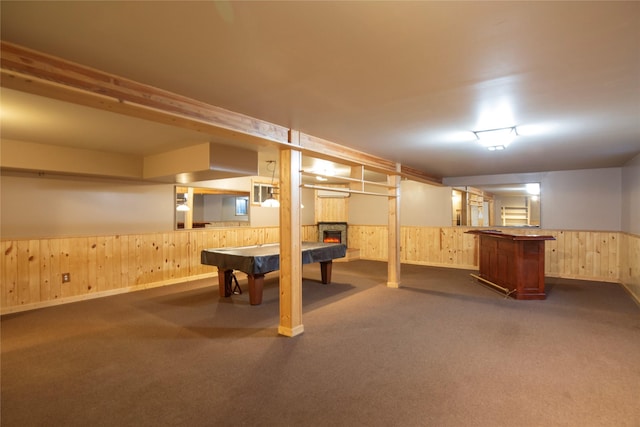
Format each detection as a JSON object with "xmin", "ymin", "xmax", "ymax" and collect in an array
[
  {"xmin": 323, "ymin": 230, "xmax": 342, "ymax": 244},
  {"xmin": 318, "ymin": 222, "xmax": 347, "ymax": 247}
]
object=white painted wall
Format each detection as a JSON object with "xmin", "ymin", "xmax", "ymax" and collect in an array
[
  {"xmin": 348, "ymin": 180, "xmax": 451, "ymax": 226},
  {"xmin": 399, "ymin": 181, "xmax": 452, "ymax": 226},
  {"xmin": 542, "ymin": 168, "xmax": 621, "ymax": 231},
  {"xmin": 1, "ymin": 172, "xmax": 173, "ymax": 239},
  {"xmin": 2, "ymin": 165, "xmax": 632, "ymax": 239},
  {"xmin": 622, "ymin": 153, "xmax": 640, "ymax": 234},
  {"xmin": 348, "ymin": 193, "xmax": 385, "ymax": 225},
  {"xmin": 301, "ymin": 187, "xmax": 316, "ymax": 225}
]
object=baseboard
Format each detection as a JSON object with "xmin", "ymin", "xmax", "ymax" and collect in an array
[
  {"xmin": 620, "ymin": 282, "xmax": 640, "ymax": 308},
  {"xmin": 0, "ymin": 272, "xmax": 217, "ymax": 316},
  {"xmin": 335, "ymin": 247, "xmax": 360, "ymax": 262}
]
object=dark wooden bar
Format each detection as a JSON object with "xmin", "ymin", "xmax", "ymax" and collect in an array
[{"xmin": 466, "ymin": 230, "xmax": 556, "ymax": 300}]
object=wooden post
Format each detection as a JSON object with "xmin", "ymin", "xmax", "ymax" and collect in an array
[
  {"xmin": 387, "ymin": 164, "xmax": 401, "ymax": 288},
  {"xmin": 457, "ymin": 191, "xmax": 464, "ymax": 226},
  {"xmin": 185, "ymin": 187, "xmax": 194, "ymax": 229},
  {"xmin": 278, "ymin": 131, "xmax": 304, "ymax": 337}
]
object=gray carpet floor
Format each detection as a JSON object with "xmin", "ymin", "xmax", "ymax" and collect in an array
[{"xmin": 2, "ymin": 260, "xmax": 639, "ymax": 426}]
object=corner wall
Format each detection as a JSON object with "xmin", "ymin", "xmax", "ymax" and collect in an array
[
  {"xmin": 620, "ymin": 233, "xmax": 640, "ymax": 304},
  {"xmin": 621, "ymin": 153, "xmax": 640, "ymax": 235}
]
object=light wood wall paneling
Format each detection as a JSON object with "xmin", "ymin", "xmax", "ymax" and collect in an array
[
  {"xmin": 400, "ymin": 227, "xmax": 477, "ymax": 269},
  {"xmin": 348, "ymin": 225, "xmax": 388, "ymax": 261},
  {"xmin": 0, "ymin": 226, "xmax": 281, "ymax": 314},
  {"xmin": 619, "ymin": 233, "xmax": 640, "ymax": 303},
  {"xmin": 302, "ymin": 225, "xmax": 318, "ymax": 243},
  {"xmin": 2, "ymin": 241, "xmax": 18, "ymax": 307},
  {"xmin": 3, "ymin": 226, "xmax": 635, "ymax": 313},
  {"xmin": 542, "ymin": 230, "xmax": 620, "ymax": 282},
  {"xmin": 348, "ymin": 225, "xmax": 624, "ymax": 283},
  {"xmin": 118, "ymin": 235, "xmax": 129, "ymax": 288},
  {"xmin": 315, "ymin": 188, "xmax": 348, "ymax": 223},
  {"xmin": 39, "ymin": 239, "xmax": 52, "ymax": 301},
  {"xmin": 190, "ymin": 231, "xmax": 205, "ymax": 276}
]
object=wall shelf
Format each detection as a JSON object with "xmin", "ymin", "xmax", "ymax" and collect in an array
[
  {"xmin": 300, "ymin": 164, "xmax": 397, "ymax": 197},
  {"xmin": 501, "ymin": 206, "xmax": 529, "ymax": 226},
  {"xmin": 300, "ymin": 170, "xmax": 395, "ymax": 189},
  {"xmin": 301, "ymin": 184, "xmax": 393, "ymax": 197}
]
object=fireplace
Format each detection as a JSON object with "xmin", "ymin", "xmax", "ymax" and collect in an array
[{"xmin": 318, "ymin": 222, "xmax": 347, "ymax": 246}]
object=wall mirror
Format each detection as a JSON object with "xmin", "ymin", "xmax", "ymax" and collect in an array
[
  {"xmin": 175, "ymin": 186, "xmax": 250, "ymax": 230},
  {"xmin": 452, "ymin": 183, "xmax": 540, "ymax": 228}
]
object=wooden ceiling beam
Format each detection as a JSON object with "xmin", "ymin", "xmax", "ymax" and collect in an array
[
  {"xmin": 1, "ymin": 41, "xmax": 442, "ymax": 184},
  {"xmin": 299, "ymin": 133, "xmax": 441, "ymax": 184},
  {"xmin": 0, "ymin": 41, "xmax": 289, "ymax": 146}
]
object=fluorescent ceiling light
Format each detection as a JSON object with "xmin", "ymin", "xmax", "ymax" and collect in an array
[
  {"xmin": 526, "ymin": 183, "xmax": 540, "ymax": 195},
  {"xmin": 473, "ymin": 126, "xmax": 518, "ymax": 150}
]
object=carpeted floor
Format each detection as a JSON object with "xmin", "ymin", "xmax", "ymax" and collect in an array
[{"xmin": 2, "ymin": 260, "xmax": 639, "ymax": 426}]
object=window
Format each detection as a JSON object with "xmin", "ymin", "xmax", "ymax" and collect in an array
[
  {"xmin": 252, "ymin": 181, "xmax": 277, "ymax": 205},
  {"xmin": 235, "ymin": 197, "xmax": 248, "ymax": 215}
]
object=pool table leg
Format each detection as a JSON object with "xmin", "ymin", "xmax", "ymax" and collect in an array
[
  {"xmin": 247, "ymin": 274, "xmax": 265, "ymax": 305},
  {"xmin": 218, "ymin": 268, "xmax": 233, "ymax": 297},
  {"xmin": 320, "ymin": 261, "xmax": 333, "ymax": 284}
]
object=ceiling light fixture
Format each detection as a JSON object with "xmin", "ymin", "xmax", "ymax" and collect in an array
[
  {"xmin": 525, "ymin": 183, "xmax": 540, "ymax": 195},
  {"xmin": 176, "ymin": 193, "xmax": 190, "ymax": 211},
  {"xmin": 261, "ymin": 160, "xmax": 280, "ymax": 208},
  {"xmin": 473, "ymin": 126, "xmax": 518, "ymax": 151}
]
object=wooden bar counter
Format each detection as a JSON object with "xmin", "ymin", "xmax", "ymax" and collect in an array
[{"xmin": 466, "ymin": 230, "xmax": 555, "ymax": 300}]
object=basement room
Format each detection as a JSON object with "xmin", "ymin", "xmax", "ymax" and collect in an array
[{"xmin": 1, "ymin": 2, "xmax": 639, "ymax": 426}]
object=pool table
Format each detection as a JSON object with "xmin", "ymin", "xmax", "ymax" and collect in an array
[{"xmin": 201, "ymin": 242, "xmax": 347, "ymax": 305}]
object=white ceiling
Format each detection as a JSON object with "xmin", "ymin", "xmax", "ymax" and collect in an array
[{"xmin": 1, "ymin": 1, "xmax": 639, "ymax": 180}]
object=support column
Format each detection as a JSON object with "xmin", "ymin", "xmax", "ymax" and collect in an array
[
  {"xmin": 278, "ymin": 130, "xmax": 304, "ymax": 337},
  {"xmin": 185, "ymin": 186, "xmax": 194, "ymax": 229},
  {"xmin": 387, "ymin": 164, "xmax": 401, "ymax": 288}
]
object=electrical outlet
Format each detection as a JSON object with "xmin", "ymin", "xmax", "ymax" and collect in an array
[{"xmin": 62, "ymin": 273, "xmax": 71, "ymax": 283}]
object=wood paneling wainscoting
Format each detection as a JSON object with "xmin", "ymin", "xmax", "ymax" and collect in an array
[
  {"xmin": 1, "ymin": 227, "xmax": 280, "ymax": 314},
  {"xmin": 620, "ymin": 232, "xmax": 640, "ymax": 304},
  {"xmin": 2, "ymin": 226, "xmax": 637, "ymax": 313},
  {"xmin": 348, "ymin": 225, "xmax": 639, "ymax": 303},
  {"xmin": 348, "ymin": 225, "xmax": 478, "ymax": 269}
]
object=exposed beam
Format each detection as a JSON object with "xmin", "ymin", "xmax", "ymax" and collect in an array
[
  {"xmin": 1, "ymin": 41, "xmax": 442, "ymax": 184},
  {"xmin": 400, "ymin": 164, "xmax": 442, "ymax": 186},
  {"xmin": 300, "ymin": 133, "xmax": 442, "ymax": 185},
  {"xmin": 299, "ymin": 133, "xmax": 397, "ymax": 173},
  {"xmin": 0, "ymin": 41, "xmax": 289, "ymax": 147}
]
